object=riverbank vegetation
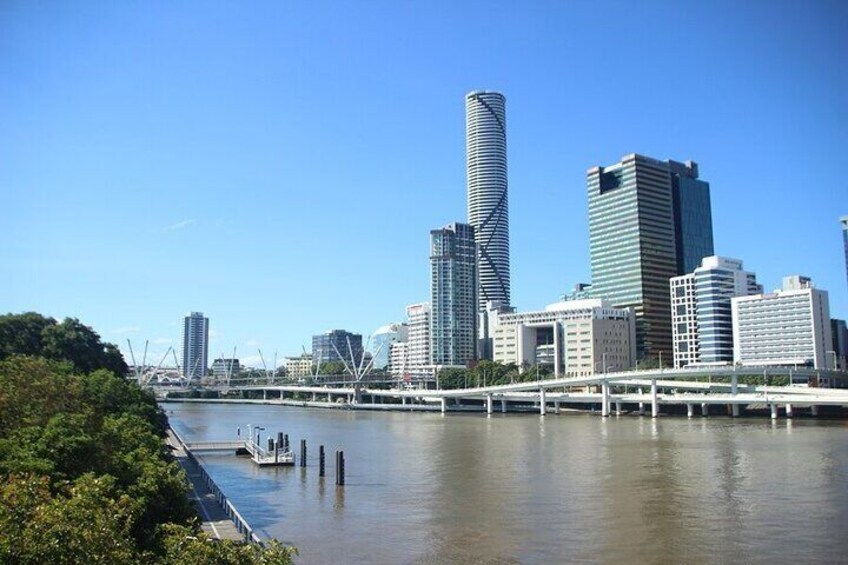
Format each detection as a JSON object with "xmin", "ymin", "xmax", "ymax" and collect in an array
[{"xmin": 0, "ymin": 313, "xmax": 295, "ymax": 564}]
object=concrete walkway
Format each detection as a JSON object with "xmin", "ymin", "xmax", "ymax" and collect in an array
[{"xmin": 166, "ymin": 430, "xmax": 243, "ymax": 541}]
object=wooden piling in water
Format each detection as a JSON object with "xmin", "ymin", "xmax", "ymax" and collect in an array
[
  {"xmin": 335, "ymin": 450, "xmax": 345, "ymax": 486},
  {"xmin": 319, "ymin": 445, "xmax": 325, "ymax": 477},
  {"xmin": 300, "ymin": 439, "xmax": 307, "ymax": 468}
]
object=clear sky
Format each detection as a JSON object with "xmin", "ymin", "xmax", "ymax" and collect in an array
[{"xmin": 2, "ymin": 1, "xmax": 847, "ymax": 368}]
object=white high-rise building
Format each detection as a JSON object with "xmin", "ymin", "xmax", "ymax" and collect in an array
[
  {"xmin": 732, "ymin": 276, "xmax": 832, "ymax": 369},
  {"xmin": 467, "ymin": 90, "xmax": 510, "ymax": 313},
  {"xmin": 405, "ymin": 302, "xmax": 431, "ymax": 375},
  {"xmin": 670, "ymin": 256, "xmax": 761, "ymax": 368},
  {"xmin": 388, "ymin": 342, "xmax": 409, "ymax": 378},
  {"xmin": 181, "ymin": 312, "xmax": 209, "ymax": 379},
  {"xmin": 492, "ymin": 298, "xmax": 636, "ymax": 377}
]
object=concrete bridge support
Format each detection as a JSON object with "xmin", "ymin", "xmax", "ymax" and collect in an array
[
  {"xmin": 770, "ymin": 403, "xmax": 778, "ymax": 420},
  {"xmin": 554, "ymin": 401, "xmax": 560, "ymax": 414},
  {"xmin": 501, "ymin": 399, "xmax": 507, "ymax": 413},
  {"xmin": 440, "ymin": 398, "xmax": 447, "ymax": 414},
  {"xmin": 312, "ymin": 392, "xmax": 317, "ymax": 402},
  {"xmin": 651, "ymin": 380, "xmax": 659, "ymax": 418},
  {"xmin": 601, "ymin": 381, "xmax": 610, "ymax": 417},
  {"xmin": 687, "ymin": 404, "xmax": 694, "ymax": 418},
  {"xmin": 486, "ymin": 394, "xmax": 493, "ymax": 415},
  {"xmin": 701, "ymin": 402, "xmax": 708, "ymax": 417},
  {"xmin": 263, "ymin": 390, "xmax": 267, "ymax": 401},
  {"xmin": 811, "ymin": 405, "xmax": 819, "ymax": 416},
  {"xmin": 731, "ymin": 374, "xmax": 740, "ymax": 417},
  {"xmin": 786, "ymin": 403, "xmax": 793, "ymax": 418},
  {"xmin": 539, "ymin": 388, "xmax": 547, "ymax": 416},
  {"xmin": 615, "ymin": 401, "xmax": 622, "ymax": 416},
  {"xmin": 638, "ymin": 402, "xmax": 645, "ymax": 416}
]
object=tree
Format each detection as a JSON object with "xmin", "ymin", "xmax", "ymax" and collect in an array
[
  {"xmin": 0, "ymin": 312, "xmax": 54, "ymax": 360},
  {"xmin": 42, "ymin": 317, "xmax": 128, "ymax": 375}
]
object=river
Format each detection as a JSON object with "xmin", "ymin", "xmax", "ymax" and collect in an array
[{"xmin": 166, "ymin": 402, "xmax": 848, "ymax": 564}]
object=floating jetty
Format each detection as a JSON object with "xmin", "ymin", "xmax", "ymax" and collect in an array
[{"xmin": 186, "ymin": 429, "xmax": 295, "ymax": 466}]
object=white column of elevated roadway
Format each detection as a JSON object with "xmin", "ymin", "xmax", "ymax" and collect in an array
[
  {"xmin": 501, "ymin": 398, "xmax": 507, "ymax": 413},
  {"xmin": 770, "ymin": 403, "xmax": 778, "ymax": 419},
  {"xmin": 486, "ymin": 394, "xmax": 493, "ymax": 415},
  {"xmin": 615, "ymin": 400, "xmax": 622, "ymax": 416},
  {"xmin": 687, "ymin": 404, "xmax": 694, "ymax": 418},
  {"xmin": 701, "ymin": 402, "xmax": 708, "ymax": 416},
  {"xmin": 786, "ymin": 403, "xmax": 793, "ymax": 418},
  {"xmin": 539, "ymin": 388, "xmax": 546, "ymax": 415},
  {"xmin": 601, "ymin": 381, "xmax": 610, "ymax": 417},
  {"xmin": 441, "ymin": 397, "xmax": 447, "ymax": 413},
  {"xmin": 651, "ymin": 379, "xmax": 659, "ymax": 418},
  {"xmin": 731, "ymin": 373, "xmax": 739, "ymax": 417}
]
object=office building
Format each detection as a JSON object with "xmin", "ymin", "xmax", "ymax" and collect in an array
[
  {"xmin": 284, "ymin": 354, "xmax": 313, "ymax": 378},
  {"xmin": 732, "ymin": 276, "xmax": 832, "ymax": 369},
  {"xmin": 467, "ymin": 90, "xmax": 511, "ymax": 312},
  {"xmin": 492, "ymin": 298, "xmax": 635, "ymax": 377},
  {"xmin": 842, "ymin": 216, "xmax": 848, "ymax": 289},
  {"xmin": 670, "ymin": 256, "xmax": 761, "ymax": 368},
  {"xmin": 312, "ymin": 330, "xmax": 363, "ymax": 366},
  {"xmin": 211, "ymin": 358, "xmax": 240, "ymax": 379},
  {"xmin": 370, "ymin": 323, "xmax": 408, "ymax": 370},
  {"xmin": 670, "ymin": 160, "xmax": 714, "ymax": 274},
  {"xmin": 431, "ymin": 222, "xmax": 478, "ymax": 365},
  {"xmin": 181, "ymin": 312, "xmax": 209, "ymax": 379},
  {"xmin": 832, "ymin": 319, "xmax": 848, "ymax": 371},
  {"xmin": 406, "ymin": 302, "xmax": 431, "ymax": 375},
  {"xmin": 388, "ymin": 342, "xmax": 409, "ymax": 378},
  {"xmin": 587, "ymin": 153, "xmax": 714, "ymax": 362}
]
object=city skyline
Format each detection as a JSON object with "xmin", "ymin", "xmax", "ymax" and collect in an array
[{"xmin": 2, "ymin": 2, "xmax": 846, "ymax": 367}]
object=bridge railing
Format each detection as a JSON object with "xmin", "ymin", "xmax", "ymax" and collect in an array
[{"xmin": 170, "ymin": 428, "xmax": 264, "ymax": 546}]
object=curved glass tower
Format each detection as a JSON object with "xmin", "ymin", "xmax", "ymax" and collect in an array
[{"xmin": 466, "ymin": 90, "xmax": 510, "ymax": 311}]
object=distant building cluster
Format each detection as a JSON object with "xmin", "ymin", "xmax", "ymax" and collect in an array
[{"xmin": 174, "ymin": 93, "xmax": 848, "ymax": 382}]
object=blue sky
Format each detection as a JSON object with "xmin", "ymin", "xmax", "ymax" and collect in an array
[{"xmin": 2, "ymin": 1, "xmax": 846, "ymax": 368}]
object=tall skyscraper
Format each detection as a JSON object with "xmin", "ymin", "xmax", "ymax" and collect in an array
[
  {"xmin": 670, "ymin": 160, "xmax": 714, "ymax": 274},
  {"xmin": 587, "ymin": 153, "xmax": 715, "ymax": 362},
  {"xmin": 430, "ymin": 222, "xmax": 478, "ymax": 365},
  {"xmin": 466, "ymin": 90, "xmax": 510, "ymax": 312},
  {"xmin": 181, "ymin": 312, "xmax": 209, "ymax": 379},
  {"xmin": 587, "ymin": 154, "xmax": 678, "ymax": 361},
  {"xmin": 670, "ymin": 256, "xmax": 761, "ymax": 368},
  {"xmin": 841, "ymin": 216, "xmax": 848, "ymax": 289}
]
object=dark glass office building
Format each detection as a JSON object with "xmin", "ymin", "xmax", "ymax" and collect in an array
[
  {"xmin": 587, "ymin": 154, "xmax": 715, "ymax": 362},
  {"xmin": 670, "ymin": 160, "xmax": 714, "ymax": 274},
  {"xmin": 312, "ymin": 330, "xmax": 364, "ymax": 367}
]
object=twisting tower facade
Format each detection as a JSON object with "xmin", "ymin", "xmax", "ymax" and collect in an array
[{"xmin": 466, "ymin": 90, "xmax": 511, "ymax": 312}]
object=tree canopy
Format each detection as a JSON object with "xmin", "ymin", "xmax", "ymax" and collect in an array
[
  {"xmin": 0, "ymin": 314, "xmax": 295, "ymax": 565},
  {"xmin": 0, "ymin": 312, "xmax": 128, "ymax": 375}
]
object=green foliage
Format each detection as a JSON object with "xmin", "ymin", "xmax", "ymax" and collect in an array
[
  {"xmin": 316, "ymin": 360, "xmax": 348, "ymax": 375},
  {"xmin": 0, "ymin": 317, "xmax": 296, "ymax": 565},
  {"xmin": 0, "ymin": 312, "xmax": 128, "ymax": 375},
  {"xmin": 158, "ymin": 524, "xmax": 297, "ymax": 565}
]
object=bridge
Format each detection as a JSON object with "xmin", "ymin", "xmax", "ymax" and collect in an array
[{"xmin": 157, "ymin": 366, "xmax": 848, "ymax": 419}]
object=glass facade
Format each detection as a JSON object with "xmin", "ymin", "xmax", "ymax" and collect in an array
[
  {"xmin": 588, "ymin": 154, "xmax": 677, "ymax": 360},
  {"xmin": 430, "ymin": 222, "xmax": 478, "ymax": 365},
  {"xmin": 841, "ymin": 216, "xmax": 848, "ymax": 290},
  {"xmin": 182, "ymin": 312, "xmax": 209, "ymax": 379},
  {"xmin": 312, "ymin": 330, "xmax": 363, "ymax": 367},
  {"xmin": 670, "ymin": 161, "xmax": 714, "ymax": 274}
]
